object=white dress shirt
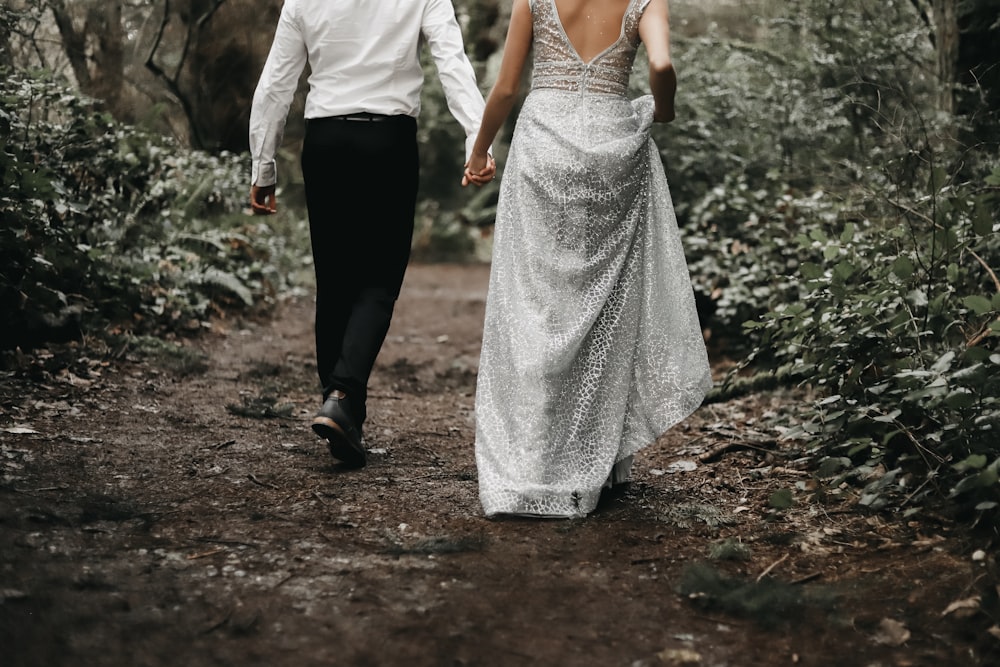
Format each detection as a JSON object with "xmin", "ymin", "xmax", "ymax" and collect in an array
[{"xmin": 250, "ymin": 0, "xmax": 486, "ymax": 187}]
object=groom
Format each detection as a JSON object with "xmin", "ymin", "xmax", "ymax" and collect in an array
[{"xmin": 249, "ymin": 0, "xmax": 495, "ymax": 467}]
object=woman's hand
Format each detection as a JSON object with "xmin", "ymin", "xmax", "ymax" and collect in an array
[
  {"xmin": 653, "ymin": 106, "xmax": 675, "ymax": 123},
  {"xmin": 462, "ymin": 153, "xmax": 497, "ymax": 187},
  {"xmin": 250, "ymin": 184, "xmax": 277, "ymax": 215}
]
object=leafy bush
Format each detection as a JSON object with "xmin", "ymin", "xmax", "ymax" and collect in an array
[
  {"xmin": 0, "ymin": 68, "xmax": 309, "ymax": 348},
  {"xmin": 747, "ymin": 162, "xmax": 1000, "ymax": 516},
  {"xmin": 638, "ymin": 0, "xmax": 939, "ymax": 342},
  {"xmin": 650, "ymin": 1, "xmax": 1000, "ymax": 519}
]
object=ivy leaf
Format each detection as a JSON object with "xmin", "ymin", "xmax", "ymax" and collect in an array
[
  {"xmin": 931, "ymin": 351, "xmax": 955, "ymax": 373},
  {"xmin": 840, "ymin": 223, "xmax": 856, "ymax": 244},
  {"xmin": 963, "ymin": 295, "xmax": 993, "ymax": 316},
  {"xmin": 954, "ymin": 454, "xmax": 988, "ymax": 472},
  {"xmin": 800, "ymin": 262, "xmax": 824, "ymax": 280},
  {"xmin": 891, "ymin": 256, "xmax": 914, "ymax": 280},
  {"xmin": 928, "ymin": 166, "xmax": 948, "ymax": 192},
  {"xmin": 972, "ymin": 200, "xmax": 993, "ymax": 236},
  {"xmin": 834, "ymin": 261, "xmax": 855, "ymax": 281},
  {"xmin": 944, "ymin": 391, "xmax": 975, "ymax": 410}
]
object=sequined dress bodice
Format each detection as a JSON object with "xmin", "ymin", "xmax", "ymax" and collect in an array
[{"xmin": 530, "ymin": 0, "xmax": 646, "ymax": 96}]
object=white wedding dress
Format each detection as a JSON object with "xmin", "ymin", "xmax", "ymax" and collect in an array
[{"xmin": 475, "ymin": 0, "xmax": 712, "ymax": 517}]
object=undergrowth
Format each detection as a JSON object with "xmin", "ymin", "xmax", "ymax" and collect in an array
[{"xmin": 0, "ymin": 68, "xmax": 310, "ymax": 349}]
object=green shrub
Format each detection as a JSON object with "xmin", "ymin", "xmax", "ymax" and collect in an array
[
  {"xmin": 0, "ymin": 68, "xmax": 309, "ymax": 348},
  {"xmin": 749, "ymin": 163, "xmax": 1000, "ymax": 515}
]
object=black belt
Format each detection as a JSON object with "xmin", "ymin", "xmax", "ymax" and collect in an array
[{"xmin": 310, "ymin": 112, "xmax": 403, "ymax": 123}]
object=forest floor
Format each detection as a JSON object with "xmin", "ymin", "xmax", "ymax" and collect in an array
[{"xmin": 1, "ymin": 263, "xmax": 998, "ymax": 666}]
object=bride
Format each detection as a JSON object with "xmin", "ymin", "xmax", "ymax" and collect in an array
[{"xmin": 464, "ymin": 0, "xmax": 712, "ymax": 518}]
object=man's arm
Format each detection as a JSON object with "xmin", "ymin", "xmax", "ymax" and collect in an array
[
  {"xmin": 421, "ymin": 0, "xmax": 490, "ymax": 163},
  {"xmin": 248, "ymin": 0, "xmax": 308, "ymax": 211}
]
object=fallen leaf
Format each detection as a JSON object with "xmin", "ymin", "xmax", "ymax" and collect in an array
[
  {"xmin": 1, "ymin": 426, "xmax": 38, "ymax": 435},
  {"xmin": 873, "ymin": 618, "xmax": 910, "ymax": 646},
  {"xmin": 666, "ymin": 460, "xmax": 698, "ymax": 473},
  {"xmin": 63, "ymin": 372, "xmax": 92, "ymax": 388},
  {"xmin": 941, "ymin": 596, "xmax": 981, "ymax": 618},
  {"xmin": 657, "ymin": 648, "xmax": 702, "ymax": 665},
  {"xmin": 0, "ymin": 589, "xmax": 28, "ymax": 601}
]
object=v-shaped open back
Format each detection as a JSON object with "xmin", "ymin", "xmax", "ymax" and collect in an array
[
  {"xmin": 529, "ymin": 0, "xmax": 648, "ymax": 96},
  {"xmin": 551, "ymin": 0, "xmax": 633, "ymax": 65}
]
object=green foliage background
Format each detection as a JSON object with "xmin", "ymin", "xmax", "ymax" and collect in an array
[
  {"xmin": 0, "ymin": 70, "xmax": 310, "ymax": 347},
  {"xmin": 644, "ymin": 0, "xmax": 1000, "ymax": 519}
]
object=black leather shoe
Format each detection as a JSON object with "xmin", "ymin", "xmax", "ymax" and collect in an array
[{"xmin": 311, "ymin": 392, "xmax": 366, "ymax": 468}]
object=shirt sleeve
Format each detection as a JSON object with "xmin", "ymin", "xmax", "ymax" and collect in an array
[
  {"xmin": 421, "ymin": 0, "xmax": 488, "ymax": 160},
  {"xmin": 249, "ymin": 1, "xmax": 308, "ymax": 187}
]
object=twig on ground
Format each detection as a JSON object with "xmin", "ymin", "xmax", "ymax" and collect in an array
[
  {"xmin": 791, "ymin": 571, "xmax": 823, "ymax": 585},
  {"xmin": 195, "ymin": 537, "xmax": 259, "ymax": 549},
  {"xmin": 757, "ymin": 553, "xmax": 790, "ymax": 583},
  {"xmin": 247, "ymin": 473, "xmax": 279, "ymax": 490},
  {"xmin": 201, "ymin": 609, "xmax": 233, "ymax": 635},
  {"xmin": 187, "ymin": 547, "xmax": 226, "ymax": 560},
  {"xmin": 698, "ymin": 439, "xmax": 778, "ymax": 463}
]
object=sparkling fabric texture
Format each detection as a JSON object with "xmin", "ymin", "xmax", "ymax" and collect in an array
[{"xmin": 475, "ymin": 0, "xmax": 713, "ymax": 518}]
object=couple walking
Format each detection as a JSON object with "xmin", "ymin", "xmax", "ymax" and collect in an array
[{"xmin": 248, "ymin": 0, "xmax": 712, "ymax": 519}]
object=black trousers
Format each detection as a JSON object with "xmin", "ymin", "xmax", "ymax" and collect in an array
[{"xmin": 301, "ymin": 114, "xmax": 419, "ymax": 426}]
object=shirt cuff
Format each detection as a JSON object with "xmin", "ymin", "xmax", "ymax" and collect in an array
[{"xmin": 252, "ymin": 160, "xmax": 277, "ymax": 187}]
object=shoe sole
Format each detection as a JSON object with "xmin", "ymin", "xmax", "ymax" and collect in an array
[{"xmin": 311, "ymin": 416, "xmax": 366, "ymax": 468}]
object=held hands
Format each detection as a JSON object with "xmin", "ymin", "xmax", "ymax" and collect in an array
[
  {"xmin": 462, "ymin": 153, "xmax": 497, "ymax": 187},
  {"xmin": 250, "ymin": 184, "xmax": 277, "ymax": 215}
]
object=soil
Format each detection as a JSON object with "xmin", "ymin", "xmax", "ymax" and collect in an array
[{"xmin": 1, "ymin": 263, "xmax": 998, "ymax": 667}]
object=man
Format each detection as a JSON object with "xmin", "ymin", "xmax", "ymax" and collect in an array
[{"xmin": 249, "ymin": 0, "xmax": 495, "ymax": 468}]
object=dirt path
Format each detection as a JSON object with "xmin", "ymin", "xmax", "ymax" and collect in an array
[{"xmin": 1, "ymin": 264, "xmax": 996, "ymax": 666}]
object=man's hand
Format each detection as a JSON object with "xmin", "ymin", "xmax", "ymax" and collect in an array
[
  {"xmin": 250, "ymin": 184, "xmax": 277, "ymax": 215},
  {"xmin": 462, "ymin": 154, "xmax": 497, "ymax": 187}
]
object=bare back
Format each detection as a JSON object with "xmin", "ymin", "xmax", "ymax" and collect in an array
[{"xmin": 553, "ymin": 0, "xmax": 633, "ymax": 63}]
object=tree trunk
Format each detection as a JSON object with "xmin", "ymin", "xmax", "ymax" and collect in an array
[
  {"xmin": 49, "ymin": 1, "xmax": 127, "ymax": 118},
  {"xmin": 49, "ymin": 0, "xmax": 93, "ymax": 92},
  {"xmin": 931, "ymin": 0, "xmax": 959, "ymax": 114},
  {"xmin": 85, "ymin": 3, "xmax": 124, "ymax": 116}
]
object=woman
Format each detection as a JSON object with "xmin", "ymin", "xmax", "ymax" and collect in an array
[{"xmin": 464, "ymin": 0, "xmax": 712, "ymax": 518}]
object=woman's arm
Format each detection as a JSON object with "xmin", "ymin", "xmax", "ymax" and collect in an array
[
  {"xmin": 463, "ymin": 0, "xmax": 534, "ymax": 185},
  {"xmin": 638, "ymin": 0, "xmax": 676, "ymax": 123}
]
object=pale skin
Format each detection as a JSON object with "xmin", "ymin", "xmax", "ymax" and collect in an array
[{"xmin": 462, "ymin": 0, "xmax": 676, "ymax": 185}]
